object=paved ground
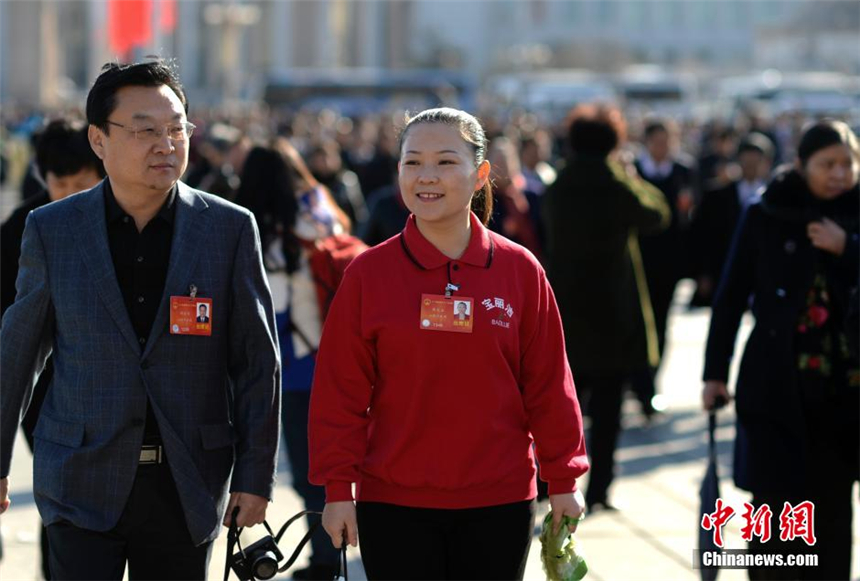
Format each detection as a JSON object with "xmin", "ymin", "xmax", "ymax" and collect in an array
[{"xmin": 0, "ymin": 208, "xmax": 857, "ymax": 581}]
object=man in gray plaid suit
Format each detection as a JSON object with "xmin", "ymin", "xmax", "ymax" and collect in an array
[{"xmin": 0, "ymin": 60, "xmax": 281, "ymax": 579}]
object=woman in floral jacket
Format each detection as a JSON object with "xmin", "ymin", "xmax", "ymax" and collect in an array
[{"xmin": 703, "ymin": 120, "xmax": 859, "ymax": 580}]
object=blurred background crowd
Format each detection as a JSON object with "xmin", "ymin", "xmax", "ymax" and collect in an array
[{"xmin": 2, "ymin": 82, "xmax": 855, "ymax": 275}]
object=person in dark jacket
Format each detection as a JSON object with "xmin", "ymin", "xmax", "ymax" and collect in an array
[
  {"xmin": 703, "ymin": 120, "xmax": 859, "ymax": 581},
  {"xmin": 0, "ymin": 116, "xmax": 104, "ymax": 581},
  {"xmin": 2, "ymin": 118, "xmax": 106, "ymax": 317},
  {"xmin": 235, "ymin": 140, "xmax": 354, "ymax": 581},
  {"xmin": 696, "ymin": 125, "xmax": 737, "ymax": 196},
  {"xmin": 308, "ymin": 140, "xmax": 369, "ymax": 233},
  {"xmin": 488, "ymin": 137, "xmax": 544, "ymax": 261},
  {"xmin": 359, "ymin": 184, "xmax": 410, "ymax": 247},
  {"xmin": 632, "ymin": 119, "xmax": 697, "ymax": 417},
  {"xmin": 544, "ymin": 104, "xmax": 670, "ymax": 511},
  {"xmin": 690, "ymin": 132, "xmax": 774, "ymax": 307}
]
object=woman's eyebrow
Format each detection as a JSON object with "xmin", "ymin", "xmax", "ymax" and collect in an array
[{"xmin": 404, "ymin": 149, "xmax": 460, "ymax": 155}]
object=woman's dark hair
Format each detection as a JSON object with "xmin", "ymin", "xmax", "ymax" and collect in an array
[
  {"xmin": 86, "ymin": 59, "xmax": 188, "ymax": 132},
  {"xmin": 398, "ymin": 107, "xmax": 493, "ymax": 225},
  {"xmin": 35, "ymin": 118, "xmax": 105, "ymax": 179},
  {"xmin": 797, "ymin": 120, "xmax": 860, "ymax": 166},
  {"xmin": 565, "ymin": 103, "xmax": 627, "ymax": 158},
  {"xmin": 234, "ymin": 146, "xmax": 302, "ymax": 274}
]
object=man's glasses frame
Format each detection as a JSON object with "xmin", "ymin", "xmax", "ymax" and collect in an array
[{"xmin": 105, "ymin": 120, "xmax": 196, "ymax": 142}]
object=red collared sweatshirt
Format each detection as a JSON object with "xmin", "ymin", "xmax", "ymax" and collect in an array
[{"xmin": 308, "ymin": 213, "xmax": 588, "ymax": 509}]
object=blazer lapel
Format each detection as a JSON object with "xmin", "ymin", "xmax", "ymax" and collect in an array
[
  {"xmin": 72, "ymin": 183, "xmax": 141, "ymax": 356},
  {"xmin": 142, "ymin": 182, "xmax": 209, "ymax": 358}
]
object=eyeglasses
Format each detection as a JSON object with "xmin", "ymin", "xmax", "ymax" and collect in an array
[{"xmin": 105, "ymin": 120, "xmax": 196, "ymax": 142}]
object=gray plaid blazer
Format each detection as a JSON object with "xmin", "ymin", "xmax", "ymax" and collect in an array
[{"xmin": 0, "ymin": 180, "xmax": 281, "ymax": 545}]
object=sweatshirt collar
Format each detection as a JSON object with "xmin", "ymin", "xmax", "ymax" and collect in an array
[{"xmin": 400, "ymin": 212, "xmax": 494, "ymax": 270}]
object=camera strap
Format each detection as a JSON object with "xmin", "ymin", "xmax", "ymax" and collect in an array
[
  {"xmin": 336, "ymin": 541, "xmax": 349, "ymax": 581},
  {"xmin": 224, "ymin": 506, "xmax": 324, "ymax": 581}
]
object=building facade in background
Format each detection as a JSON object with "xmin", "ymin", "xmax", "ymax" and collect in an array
[{"xmin": 1, "ymin": 0, "xmax": 857, "ymax": 109}]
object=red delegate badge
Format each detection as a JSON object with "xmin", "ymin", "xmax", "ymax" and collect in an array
[
  {"xmin": 170, "ymin": 296, "xmax": 213, "ymax": 336},
  {"xmin": 419, "ymin": 294, "xmax": 474, "ymax": 333}
]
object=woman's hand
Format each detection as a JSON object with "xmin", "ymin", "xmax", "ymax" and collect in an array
[
  {"xmin": 702, "ymin": 380, "xmax": 731, "ymax": 411},
  {"xmin": 549, "ymin": 489, "xmax": 586, "ymax": 534},
  {"xmin": 322, "ymin": 501, "xmax": 358, "ymax": 549},
  {"xmin": 807, "ymin": 218, "xmax": 846, "ymax": 256}
]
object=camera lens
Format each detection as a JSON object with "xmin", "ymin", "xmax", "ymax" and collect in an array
[{"xmin": 251, "ymin": 551, "xmax": 279, "ymax": 580}]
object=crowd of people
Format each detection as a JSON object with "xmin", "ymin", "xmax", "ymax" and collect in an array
[{"xmin": 0, "ymin": 58, "xmax": 857, "ymax": 581}]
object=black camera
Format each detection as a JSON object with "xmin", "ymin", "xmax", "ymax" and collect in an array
[
  {"xmin": 229, "ymin": 529, "xmax": 285, "ymax": 581},
  {"xmin": 224, "ymin": 507, "xmax": 325, "ymax": 581}
]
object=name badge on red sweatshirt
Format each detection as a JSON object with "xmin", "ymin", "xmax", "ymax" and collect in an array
[
  {"xmin": 170, "ymin": 296, "xmax": 213, "ymax": 336},
  {"xmin": 419, "ymin": 294, "xmax": 474, "ymax": 333}
]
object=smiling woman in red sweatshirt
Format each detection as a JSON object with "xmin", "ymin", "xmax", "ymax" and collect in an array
[{"xmin": 308, "ymin": 108, "xmax": 588, "ymax": 581}]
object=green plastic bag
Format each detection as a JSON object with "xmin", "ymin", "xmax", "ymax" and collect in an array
[{"xmin": 539, "ymin": 511, "xmax": 588, "ymax": 581}]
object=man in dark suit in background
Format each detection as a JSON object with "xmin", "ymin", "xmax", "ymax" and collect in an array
[
  {"xmin": 0, "ymin": 60, "xmax": 281, "ymax": 580},
  {"xmin": 632, "ymin": 119, "xmax": 697, "ymax": 418},
  {"xmin": 690, "ymin": 133, "xmax": 774, "ymax": 306}
]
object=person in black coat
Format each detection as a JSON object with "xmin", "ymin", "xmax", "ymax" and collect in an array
[
  {"xmin": 703, "ymin": 120, "xmax": 859, "ymax": 581},
  {"xmin": 0, "ymin": 117, "xmax": 104, "ymax": 581},
  {"xmin": 690, "ymin": 133, "xmax": 774, "ymax": 307},
  {"xmin": 544, "ymin": 104, "xmax": 670, "ymax": 511}
]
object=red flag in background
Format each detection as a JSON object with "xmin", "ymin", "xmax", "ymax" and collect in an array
[
  {"xmin": 108, "ymin": 0, "xmax": 152, "ymax": 59},
  {"xmin": 159, "ymin": 0, "xmax": 177, "ymax": 33}
]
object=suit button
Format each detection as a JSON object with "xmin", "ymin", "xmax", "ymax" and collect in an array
[
  {"xmin": 132, "ymin": 418, "xmax": 144, "ymax": 427},
  {"xmin": 141, "ymin": 361, "xmax": 150, "ymax": 370},
  {"xmin": 769, "ymin": 329, "xmax": 777, "ymax": 338},
  {"xmin": 776, "ymin": 288, "xmax": 786, "ymax": 298},
  {"xmin": 139, "ymin": 337, "xmax": 147, "ymax": 344}
]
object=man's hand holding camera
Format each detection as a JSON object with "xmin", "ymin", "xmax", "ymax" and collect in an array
[{"xmin": 223, "ymin": 491, "xmax": 269, "ymax": 528}]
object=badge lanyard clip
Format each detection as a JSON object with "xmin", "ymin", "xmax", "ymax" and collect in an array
[
  {"xmin": 189, "ymin": 284, "xmax": 198, "ymax": 299},
  {"xmin": 444, "ymin": 283, "xmax": 460, "ymax": 298}
]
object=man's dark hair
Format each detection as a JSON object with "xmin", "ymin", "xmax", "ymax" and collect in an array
[
  {"xmin": 86, "ymin": 59, "xmax": 188, "ymax": 133},
  {"xmin": 643, "ymin": 119, "xmax": 669, "ymax": 140},
  {"xmin": 737, "ymin": 132, "xmax": 774, "ymax": 159},
  {"xmin": 35, "ymin": 118, "xmax": 105, "ymax": 179}
]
